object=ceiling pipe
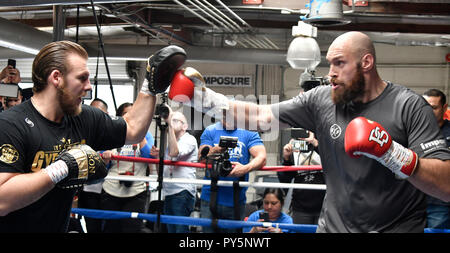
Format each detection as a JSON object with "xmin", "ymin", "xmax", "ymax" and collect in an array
[
  {"xmin": 191, "ymin": 0, "xmax": 248, "ymax": 48},
  {"xmin": 173, "ymin": 0, "xmax": 277, "ymax": 49},
  {"xmin": 83, "ymin": 43, "xmax": 288, "ymax": 66},
  {"xmin": 0, "ymin": 14, "xmax": 287, "ymax": 65}
]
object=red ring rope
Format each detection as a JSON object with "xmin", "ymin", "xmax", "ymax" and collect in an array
[{"xmin": 107, "ymin": 155, "xmax": 322, "ymax": 172}]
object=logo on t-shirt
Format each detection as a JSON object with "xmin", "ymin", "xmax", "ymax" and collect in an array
[
  {"xmin": 330, "ymin": 124, "xmax": 341, "ymax": 139},
  {"xmin": 24, "ymin": 117, "xmax": 34, "ymax": 127},
  {"xmin": 0, "ymin": 144, "xmax": 19, "ymax": 164},
  {"xmin": 420, "ymin": 139, "xmax": 446, "ymax": 154}
]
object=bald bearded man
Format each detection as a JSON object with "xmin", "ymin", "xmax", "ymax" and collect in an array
[{"xmin": 169, "ymin": 31, "xmax": 450, "ymax": 232}]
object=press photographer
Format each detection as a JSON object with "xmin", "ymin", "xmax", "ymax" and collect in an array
[
  {"xmin": 0, "ymin": 59, "xmax": 21, "ymax": 84},
  {"xmin": 0, "ymin": 59, "xmax": 22, "ymax": 112},
  {"xmin": 198, "ymin": 119, "xmax": 266, "ymax": 233}
]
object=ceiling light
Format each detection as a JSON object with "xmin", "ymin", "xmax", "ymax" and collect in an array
[
  {"xmin": 303, "ymin": 0, "xmax": 351, "ymax": 27},
  {"xmin": 224, "ymin": 35, "xmax": 237, "ymax": 47},
  {"xmin": 286, "ymin": 22, "xmax": 321, "ymax": 70}
]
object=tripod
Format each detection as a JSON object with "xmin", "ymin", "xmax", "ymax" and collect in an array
[{"xmin": 153, "ymin": 94, "xmax": 170, "ymax": 232}]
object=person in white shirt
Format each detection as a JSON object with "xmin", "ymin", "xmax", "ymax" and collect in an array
[{"xmin": 152, "ymin": 110, "xmax": 198, "ymax": 233}]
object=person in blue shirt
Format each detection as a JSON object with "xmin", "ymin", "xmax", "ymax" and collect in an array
[
  {"xmin": 423, "ymin": 89, "xmax": 450, "ymax": 229},
  {"xmin": 199, "ymin": 119, "xmax": 266, "ymax": 233},
  {"xmin": 244, "ymin": 188, "xmax": 293, "ymax": 233}
]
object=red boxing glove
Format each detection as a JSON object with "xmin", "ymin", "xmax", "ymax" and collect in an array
[
  {"xmin": 168, "ymin": 69, "xmax": 195, "ymax": 103},
  {"xmin": 344, "ymin": 117, "xmax": 418, "ymax": 179},
  {"xmin": 168, "ymin": 67, "xmax": 229, "ymax": 118}
]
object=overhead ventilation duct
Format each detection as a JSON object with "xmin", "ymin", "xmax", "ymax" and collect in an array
[
  {"xmin": 303, "ymin": 0, "xmax": 351, "ymax": 27},
  {"xmin": 0, "ymin": 16, "xmax": 52, "ymax": 55}
]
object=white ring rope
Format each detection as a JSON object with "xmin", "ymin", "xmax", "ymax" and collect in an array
[{"xmin": 105, "ymin": 175, "xmax": 326, "ymax": 190}]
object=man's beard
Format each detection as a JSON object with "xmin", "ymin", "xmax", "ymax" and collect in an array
[
  {"xmin": 331, "ymin": 63, "xmax": 365, "ymax": 104},
  {"xmin": 57, "ymin": 81, "xmax": 82, "ymax": 116}
]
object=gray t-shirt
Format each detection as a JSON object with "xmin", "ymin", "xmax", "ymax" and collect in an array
[{"xmin": 272, "ymin": 82, "xmax": 450, "ymax": 232}]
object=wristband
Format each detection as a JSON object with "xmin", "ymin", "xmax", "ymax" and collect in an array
[{"xmin": 379, "ymin": 141, "xmax": 418, "ymax": 179}]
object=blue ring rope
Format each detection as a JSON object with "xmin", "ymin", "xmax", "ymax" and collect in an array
[
  {"xmin": 71, "ymin": 208, "xmax": 449, "ymax": 233},
  {"xmin": 72, "ymin": 208, "xmax": 317, "ymax": 233}
]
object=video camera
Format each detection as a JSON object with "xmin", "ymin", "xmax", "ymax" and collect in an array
[
  {"xmin": 0, "ymin": 83, "xmax": 19, "ymax": 98},
  {"xmin": 203, "ymin": 136, "xmax": 238, "ymax": 177},
  {"xmin": 219, "ymin": 136, "xmax": 238, "ymax": 149},
  {"xmin": 299, "ymin": 69, "xmax": 329, "ymax": 92},
  {"xmin": 290, "ymin": 128, "xmax": 313, "ymax": 153},
  {"xmin": 155, "ymin": 92, "xmax": 170, "ymax": 120}
]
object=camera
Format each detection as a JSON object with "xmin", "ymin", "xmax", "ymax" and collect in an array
[
  {"xmin": 8, "ymin": 59, "xmax": 16, "ymax": 69},
  {"xmin": 155, "ymin": 92, "xmax": 170, "ymax": 119},
  {"xmin": 292, "ymin": 140, "xmax": 311, "ymax": 152},
  {"xmin": 219, "ymin": 136, "xmax": 238, "ymax": 149},
  {"xmin": 259, "ymin": 211, "xmax": 269, "ymax": 222},
  {"xmin": 0, "ymin": 83, "xmax": 19, "ymax": 98},
  {"xmin": 205, "ymin": 136, "xmax": 238, "ymax": 177},
  {"xmin": 291, "ymin": 128, "xmax": 309, "ymax": 139},
  {"xmin": 299, "ymin": 69, "xmax": 329, "ymax": 92},
  {"xmin": 218, "ymin": 136, "xmax": 238, "ymax": 177}
]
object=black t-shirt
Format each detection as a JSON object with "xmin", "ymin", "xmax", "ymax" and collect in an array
[
  {"xmin": 272, "ymin": 82, "xmax": 450, "ymax": 232},
  {"xmin": 0, "ymin": 100, "xmax": 126, "ymax": 232}
]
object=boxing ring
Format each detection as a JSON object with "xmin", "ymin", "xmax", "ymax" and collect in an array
[{"xmin": 71, "ymin": 155, "xmax": 449, "ymax": 233}]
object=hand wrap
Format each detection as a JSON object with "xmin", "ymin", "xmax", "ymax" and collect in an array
[{"xmin": 47, "ymin": 144, "xmax": 107, "ymax": 189}]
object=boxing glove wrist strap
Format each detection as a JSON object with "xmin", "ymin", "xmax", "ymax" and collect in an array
[
  {"xmin": 44, "ymin": 160, "xmax": 69, "ymax": 184},
  {"xmin": 356, "ymin": 141, "xmax": 418, "ymax": 179},
  {"xmin": 140, "ymin": 79, "xmax": 156, "ymax": 97}
]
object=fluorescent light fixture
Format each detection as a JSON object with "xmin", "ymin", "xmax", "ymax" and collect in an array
[
  {"xmin": 224, "ymin": 35, "xmax": 237, "ymax": 47},
  {"xmin": 97, "ymin": 57, "xmax": 147, "ymax": 61},
  {"xmin": 0, "ymin": 39, "xmax": 40, "ymax": 55}
]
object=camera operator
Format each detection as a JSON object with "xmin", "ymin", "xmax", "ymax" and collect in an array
[
  {"xmin": 278, "ymin": 130, "xmax": 325, "ymax": 225},
  {"xmin": 0, "ymin": 64, "xmax": 21, "ymax": 84},
  {"xmin": 198, "ymin": 119, "xmax": 266, "ymax": 233},
  {"xmin": 0, "ymin": 63, "xmax": 22, "ymax": 112}
]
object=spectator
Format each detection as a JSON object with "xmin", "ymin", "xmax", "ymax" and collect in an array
[
  {"xmin": 90, "ymin": 98, "xmax": 109, "ymax": 114},
  {"xmin": 0, "ymin": 64, "xmax": 21, "ymax": 84},
  {"xmin": 198, "ymin": 119, "xmax": 266, "ymax": 233},
  {"xmin": 1, "ymin": 89, "xmax": 23, "ymax": 111},
  {"xmin": 423, "ymin": 88, "xmax": 450, "ymax": 229},
  {"xmin": 278, "ymin": 130, "xmax": 325, "ymax": 225},
  {"xmin": 152, "ymin": 109, "xmax": 198, "ymax": 233},
  {"xmin": 76, "ymin": 98, "xmax": 110, "ymax": 233},
  {"xmin": 101, "ymin": 102, "xmax": 155, "ymax": 233},
  {"xmin": 0, "ymin": 64, "xmax": 22, "ymax": 112},
  {"xmin": 244, "ymin": 188, "xmax": 293, "ymax": 233}
]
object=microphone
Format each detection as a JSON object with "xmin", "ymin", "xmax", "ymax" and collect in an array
[{"xmin": 200, "ymin": 146, "xmax": 210, "ymax": 159}]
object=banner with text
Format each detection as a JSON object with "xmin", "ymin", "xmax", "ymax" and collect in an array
[{"xmin": 204, "ymin": 75, "xmax": 252, "ymax": 87}]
